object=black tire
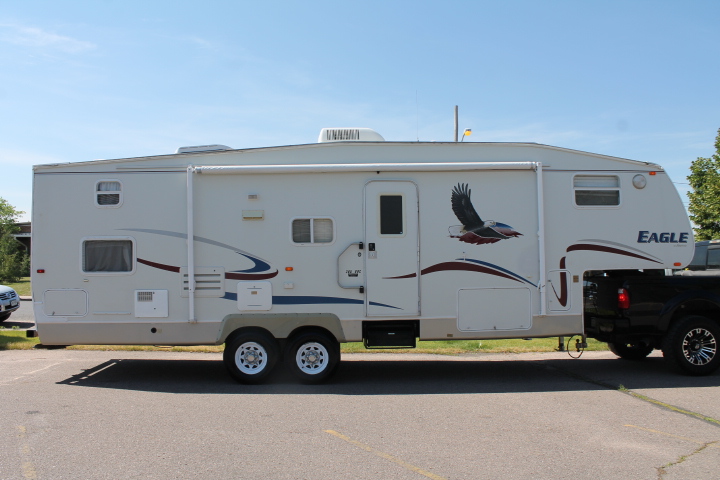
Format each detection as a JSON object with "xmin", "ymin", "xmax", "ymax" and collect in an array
[
  {"xmin": 608, "ymin": 341, "xmax": 654, "ymax": 360},
  {"xmin": 0, "ymin": 313, "xmax": 10, "ymax": 322},
  {"xmin": 285, "ymin": 331, "xmax": 340, "ymax": 384},
  {"xmin": 223, "ymin": 330, "xmax": 279, "ymax": 384},
  {"xmin": 662, "ymin": 315, "xmax": 720, "ymax": 376}
]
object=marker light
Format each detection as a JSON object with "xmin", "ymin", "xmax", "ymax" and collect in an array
[
  {"xmin": 37, "ymin": 269, "xmax": 45, "ymax": 273},
  {"xmin": 285, "ymin": 267, "xmax": 294, "ymax": 271},
  {"xmin": 674, "ymin": 262, "xmax": 682, "ymax": 267},
  {"xmin": 649, "ymin": 171, "xmax": 657, "ymax": 176},
  {"xmin": 618, "ymin": 288, "xmax": 630, "ymax": 309}
]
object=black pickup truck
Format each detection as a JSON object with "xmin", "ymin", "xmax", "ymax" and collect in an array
[{"xmin": 584, "ymin": 240, "xmax": 720, "ymax": 375}]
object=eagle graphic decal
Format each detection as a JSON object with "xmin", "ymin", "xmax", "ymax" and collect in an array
[{"xmin": 449, "ymin": 183, "xmax": 522, "ymax": 245}]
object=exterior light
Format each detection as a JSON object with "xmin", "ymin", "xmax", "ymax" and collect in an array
[{"xmin": 632, "ymin": 174, "xmax": 647, "ymax": 189}]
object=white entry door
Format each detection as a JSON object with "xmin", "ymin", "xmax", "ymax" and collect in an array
[{"xmin": 364, "ymin": 181, "xmax": 420, "ymax": 316}]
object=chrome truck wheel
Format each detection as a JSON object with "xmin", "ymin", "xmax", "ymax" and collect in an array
[{"xmin": 662, "ymin": 316, "xmax": 720, "ymax": 376}]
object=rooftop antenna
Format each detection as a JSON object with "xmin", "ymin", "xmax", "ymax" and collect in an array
[{"xmin": 416, "ymin": 90, "xmax": 419, "ymax": 141}]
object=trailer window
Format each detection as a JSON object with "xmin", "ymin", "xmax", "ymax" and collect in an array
[
  {"xmin": 83, "ymin": 239, "xmax": 134, "ymax": 273},
  {"xmin": 380, "ymin": 195, "xmax": 404, "ymax": 235},
  {"xmin": 574, "ymin": 175, "xmax": 620, "ymax": 206},
  {"xmin": 292, "ymin": 218, "xmax": 334, "ymax": 245},
  {"xmin": 95, "ymin": 180, "xmax": 123, "ymax": 207}
]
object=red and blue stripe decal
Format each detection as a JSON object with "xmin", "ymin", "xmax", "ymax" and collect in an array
[{"xmin": 383, "ymin": 258, "xmax": 536, "ymax": 287}]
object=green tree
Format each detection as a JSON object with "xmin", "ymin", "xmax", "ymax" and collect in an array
[
  {"xmin": 688, "ymin": 128, "xmax": 720, "ymax": 241},
  {"xmin": 0, "ymin": 197, "xmax": 27, "ymax": 283}
]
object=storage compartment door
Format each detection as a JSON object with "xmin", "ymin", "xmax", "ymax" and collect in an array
[
  {"xmin": 43, "ymin": 289, "xmax": 88, "ymax": 317},
  {"xmin": 458, "ymin": 287, "xmax": 532, "ymax": 331},
  {"xmin": 547, "ymin": 269, "xmax": 571, "ymax": 312}
]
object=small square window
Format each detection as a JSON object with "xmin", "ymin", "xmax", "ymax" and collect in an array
[
  {"xmin": 574, "ymin": 175, "xmax": 620, "ymax": 206},
  {"xmin": 292, "ymin": 218, "xmax": 334, "ymax": 245},
  {"xmin": 96, "ymin": 180, "xmax": 123, "ymax": 207}
]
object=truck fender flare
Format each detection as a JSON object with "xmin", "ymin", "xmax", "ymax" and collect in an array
[{"xmin": 658, "ymin": 290, "xmax": 720, "ymax": 331}]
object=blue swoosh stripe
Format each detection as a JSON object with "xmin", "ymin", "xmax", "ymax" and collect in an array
[
  {"xmin": 221, "ymin": 293, "xmax": 401, "ymax": 310},
  {"xmin": 120, "ymin": 228, "xmax": 273, "ymax": 273}
]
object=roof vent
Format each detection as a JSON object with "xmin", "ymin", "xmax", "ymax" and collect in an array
[
  {"xmin": 318, "ymin": 128, "xmax": 385, "ymax": 143},
  {"xmin": 176, "ymin": 144, "xmax": 232, "ymax": 154}
]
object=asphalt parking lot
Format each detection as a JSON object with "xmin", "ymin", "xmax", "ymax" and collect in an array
[{"xmin": 1, "ymin": 348, "xmax": 718, "ymax": 480}]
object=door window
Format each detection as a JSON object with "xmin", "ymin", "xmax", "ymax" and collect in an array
[{"xmin": 379, "ymin": 195, "xmax": 404, "ymax": 235}]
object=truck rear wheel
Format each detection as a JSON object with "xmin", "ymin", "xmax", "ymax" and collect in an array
[
  {"xmin": 285, "ymin": 331, "xmax": 340, "ymax": 384},
  {"xmin": 223, "ymin": 330, "xmax": 279, "ymax": 384},
  {"xmin": 662, "ymin": 316, "xmax": 720, "ymax": 376},
  {"xmin": 608, "ymin": 341, "xmax": 654, "ymax": 360}
]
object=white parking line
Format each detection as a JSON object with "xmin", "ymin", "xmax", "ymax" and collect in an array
[{"xmin": 0, "ymin": 362, "xmax": 63, "ymax": 386}]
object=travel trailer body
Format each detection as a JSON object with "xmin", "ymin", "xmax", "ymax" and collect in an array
[{"xmin": 31, "ymin": 129, "xmax": 694, "ymax": 382}]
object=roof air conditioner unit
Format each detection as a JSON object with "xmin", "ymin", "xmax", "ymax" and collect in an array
[{"xmin": 318, "ymin": 128, "xmax": 385, "ymax": 143}]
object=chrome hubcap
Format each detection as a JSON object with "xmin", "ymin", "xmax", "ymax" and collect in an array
[{"xmin": 682, "ymin": 328, "xmax": 717, "ymax": 366}]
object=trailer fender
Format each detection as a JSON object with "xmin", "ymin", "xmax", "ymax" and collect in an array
[
  {"xmin": 217, "ymin": 313, "xmax": 345, "ymax": 344},
  {"xmin": 658, "ymin": 290, "xmax": 720, "ymax": 331}
]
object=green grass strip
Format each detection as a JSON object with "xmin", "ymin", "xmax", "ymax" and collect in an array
[{"xmin": 4, "ymin": 277, "xmax": 31, "ymax": 297}]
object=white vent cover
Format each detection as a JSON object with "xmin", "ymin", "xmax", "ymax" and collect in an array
[
  {"xmin": 180, "ymin": 267, "xmax": 225, "ymax": 297},
  {"xmin": 176, "ymin": 144, "xmax": 232, "ymax": 154},
  {"xmin": 318, "ymin": 128, "xmax": 385, "ymax": 143}
]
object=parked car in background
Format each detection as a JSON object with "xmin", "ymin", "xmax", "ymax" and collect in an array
[
  {"xmin": 674, "ymin": 239, "xmax": 720, "ymax": 276},
  {"xmin": 0, "ymin": 285, "xmax": 20, "ymax": 321}
]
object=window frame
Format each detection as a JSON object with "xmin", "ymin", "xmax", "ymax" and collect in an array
[
  {"xmin": 80, "ymin": 236, "xmax": 136, "ymax": 275},
  {"xmin": 572, "ymin": 174, "xmax": 621, "ymax": 209},
  {"xmin": 95, "ymin": 179, "xmax": 124, "ymax": 208},
  {"xmin": 290, "ymin": 217, "xmax": 336, "ymax": 246}
]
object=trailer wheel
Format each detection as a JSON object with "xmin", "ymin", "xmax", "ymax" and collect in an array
[
  {"xmin": 607, "ymin": 341, "xmax": 654, "ymax": 360},
  {"xmin": 223, "ymin": 330, "xmax": 279, "ymax": 384},
  {"xmin": 662, "ymin": 316, "xmax": 720, "ymax": 376},
  {"xmin": 285, "ymin": 331, "xmax": 340, "ymax": 384}
]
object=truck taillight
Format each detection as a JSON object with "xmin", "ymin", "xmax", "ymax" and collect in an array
[{"xmin": 618, "ymin": 288, "xmax": 630, "ymax": 309}]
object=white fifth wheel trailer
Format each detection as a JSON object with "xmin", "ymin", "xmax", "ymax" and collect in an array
[{"xmin": 30, "ymin": 128, "xmax": 694, "ymax": 383}]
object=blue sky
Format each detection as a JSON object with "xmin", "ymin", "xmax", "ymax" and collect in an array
[{"xmin": 1, "ymin": 0, "xmax": 719, "ymax": 221}]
